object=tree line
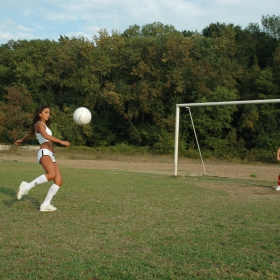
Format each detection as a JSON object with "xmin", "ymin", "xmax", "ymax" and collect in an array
[{"xmin": 0, "ymin": 15, "xmax": 280, "ymax": 162}]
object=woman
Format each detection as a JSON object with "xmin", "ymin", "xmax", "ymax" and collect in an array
[
  {"xmin": 276, "ymin": 147, "xmax": 280, "ymax": 191},
  {"xmin": 15, "ymin": 105, "xmax": 70, "ymax": 211}
]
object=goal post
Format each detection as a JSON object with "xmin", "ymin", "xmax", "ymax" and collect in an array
[{"xmin": 174, "ymin": 99, "xmax": 280, "ymax": 176}]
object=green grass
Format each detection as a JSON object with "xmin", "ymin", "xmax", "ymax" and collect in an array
[{"xmin": 0, "ymin": 159, "xmax": 279, "ymax": 279}]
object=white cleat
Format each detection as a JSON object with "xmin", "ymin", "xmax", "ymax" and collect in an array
[
  {"xmin": 17, "ymin": 181, "xmax": 29, "ymax": 200},
  {"xmin": 40, "ymin": 204, "xmax": 57, "ymax": 212},
  {"xmin": 275, "ymin": 186, "xmax": 280, "ymax": 191}
]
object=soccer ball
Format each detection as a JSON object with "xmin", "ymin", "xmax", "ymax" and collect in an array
[{"xmin": 73, "ymin": 107, "xmax": 92, "ymax": 125}]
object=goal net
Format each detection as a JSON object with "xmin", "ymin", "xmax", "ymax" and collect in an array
[{"xmin": 174, "ymin": 99, "xmax": 280, "ymax": 176}]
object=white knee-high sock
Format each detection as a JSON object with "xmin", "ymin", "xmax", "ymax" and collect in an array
[
  {"xmin": 26, "ymin": 175, "xmax": 48, "ymax": 191},
  {"xmin": 42, "ymin": 184, "xmax": 60, "ymax": 206}
]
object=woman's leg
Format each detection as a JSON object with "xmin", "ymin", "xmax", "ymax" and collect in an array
[
  {"xmin": 17, "ymin": 155, "xmax": 51, "ymax": 199},
  {"xmin": 17, "ymin": 154, "xmax": 63, "ymax": 203},
  {"xmin": 17, "ymin": 174, "xmax": 48, "ymax": 200},
  {"xmin": 26, "ymin": 175, "xmax": 48, "ymax": 191},
  {"xmin": 40, "ymin": 157, "xmax": 63, "ymax": 209},
  {"xmin": 40, "ymin": 156, "xmax": 61, "ymax": 184},
  {"xmin": 276, "ymin": 175, "xmax": 280, "ymax": 191}
]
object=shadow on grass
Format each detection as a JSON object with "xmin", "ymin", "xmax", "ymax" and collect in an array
[
  {"xmin": 0, "ymin": 187, "xmax": 40, "ymax": 209},
  {"xmin": 201, "ymin": 175, "xmax": 275, "ymax": 188}
]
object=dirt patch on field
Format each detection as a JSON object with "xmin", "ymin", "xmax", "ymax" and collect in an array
[{"xmin": 1, "ymin": 150, "xmax": 280, "ymax": 180}]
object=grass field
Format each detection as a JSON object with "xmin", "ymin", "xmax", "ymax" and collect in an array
[{"xmin": 0, "ymin": 158, "xmax": 279, "ymax": 279}]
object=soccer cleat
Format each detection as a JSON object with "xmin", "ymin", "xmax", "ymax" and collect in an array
[
  {"xmin": 275, "ymin": 186, "xmax": 280, "ymax": 191},
  {"xmin": 40, "ymin": 204, "xmax": 57, "ymax": 212},
  {"xmin": 17, "ymin": 181, "xmax": 29, "ymax": 200}
]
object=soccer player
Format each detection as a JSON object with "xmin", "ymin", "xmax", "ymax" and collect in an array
[
  {"xmin": 276, "ymin": 147, "xmax": 280, "ymax": 191},
  {"xmin": 15, "ymin": 105, "xmax": 70, "ymax": 211}
]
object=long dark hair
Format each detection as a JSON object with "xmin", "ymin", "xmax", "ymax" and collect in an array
[{"xmin": 29, "ymin": 105, "xmax": 51, "ymax": 136}]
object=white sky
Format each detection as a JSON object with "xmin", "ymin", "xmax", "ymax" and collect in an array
[{"xmin": 0, "ymin": 0, "xmax": 279, "ymax": 44}]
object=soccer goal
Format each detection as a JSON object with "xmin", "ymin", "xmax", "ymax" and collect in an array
[{"xmin": 174, "ymin": 99, "xmax": 280, "ymax": 176}]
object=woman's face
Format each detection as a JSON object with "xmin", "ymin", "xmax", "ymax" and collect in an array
[{"xmin": 39, "ymin": 108, "xmax": 50, "ymax": 122}]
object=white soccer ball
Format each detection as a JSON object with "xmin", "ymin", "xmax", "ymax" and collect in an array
[{"xmin": 73, "ymin": 107, "xmax": 92, "ymax": 125}]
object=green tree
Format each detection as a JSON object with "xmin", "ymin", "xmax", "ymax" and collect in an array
[
  {"xmin": 1, "ymin": 85, "xmax": 34, "ymax": 142},
  {"xmin": 261, "ymin": 14, "xmax": 280, "ymax": 39}
]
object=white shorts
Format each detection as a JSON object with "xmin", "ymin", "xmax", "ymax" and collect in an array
[{"xmin": 37, "ymin": 149, "xmax": 56, "ymax": 164}]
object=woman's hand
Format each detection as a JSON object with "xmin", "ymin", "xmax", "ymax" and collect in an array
[
  {"xmin": 14, "ymin": 133, "xmax": 31, "ymax": 145},
  {"xmin": 277, "ymin": 148, "xmax": 280, "ymax": 161},
  {"xmin": 60, "ymin": 141, "xmax": 70, "ymax": 147},
  {"xmin": 15, "ymin": 139, "xmax": 23, "ymax": 146}
]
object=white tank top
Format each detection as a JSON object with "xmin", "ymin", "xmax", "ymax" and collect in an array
[{"xmin": 35, "ymin": 122, "xmax": 52, "ymax": 144}]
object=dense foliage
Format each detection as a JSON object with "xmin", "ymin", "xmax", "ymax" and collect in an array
[{"xmin": 1, "ymin": 15, "xmax": 280, "ymax": 161}]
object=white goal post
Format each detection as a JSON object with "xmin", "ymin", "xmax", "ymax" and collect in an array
[{"xmin": 174, "ymin": 99, "xmax": 280, "ymax": 176}]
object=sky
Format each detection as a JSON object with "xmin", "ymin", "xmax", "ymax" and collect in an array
[{"xmin": 0, "ymin": 0, "xmax": 279, "ymax": 45}]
